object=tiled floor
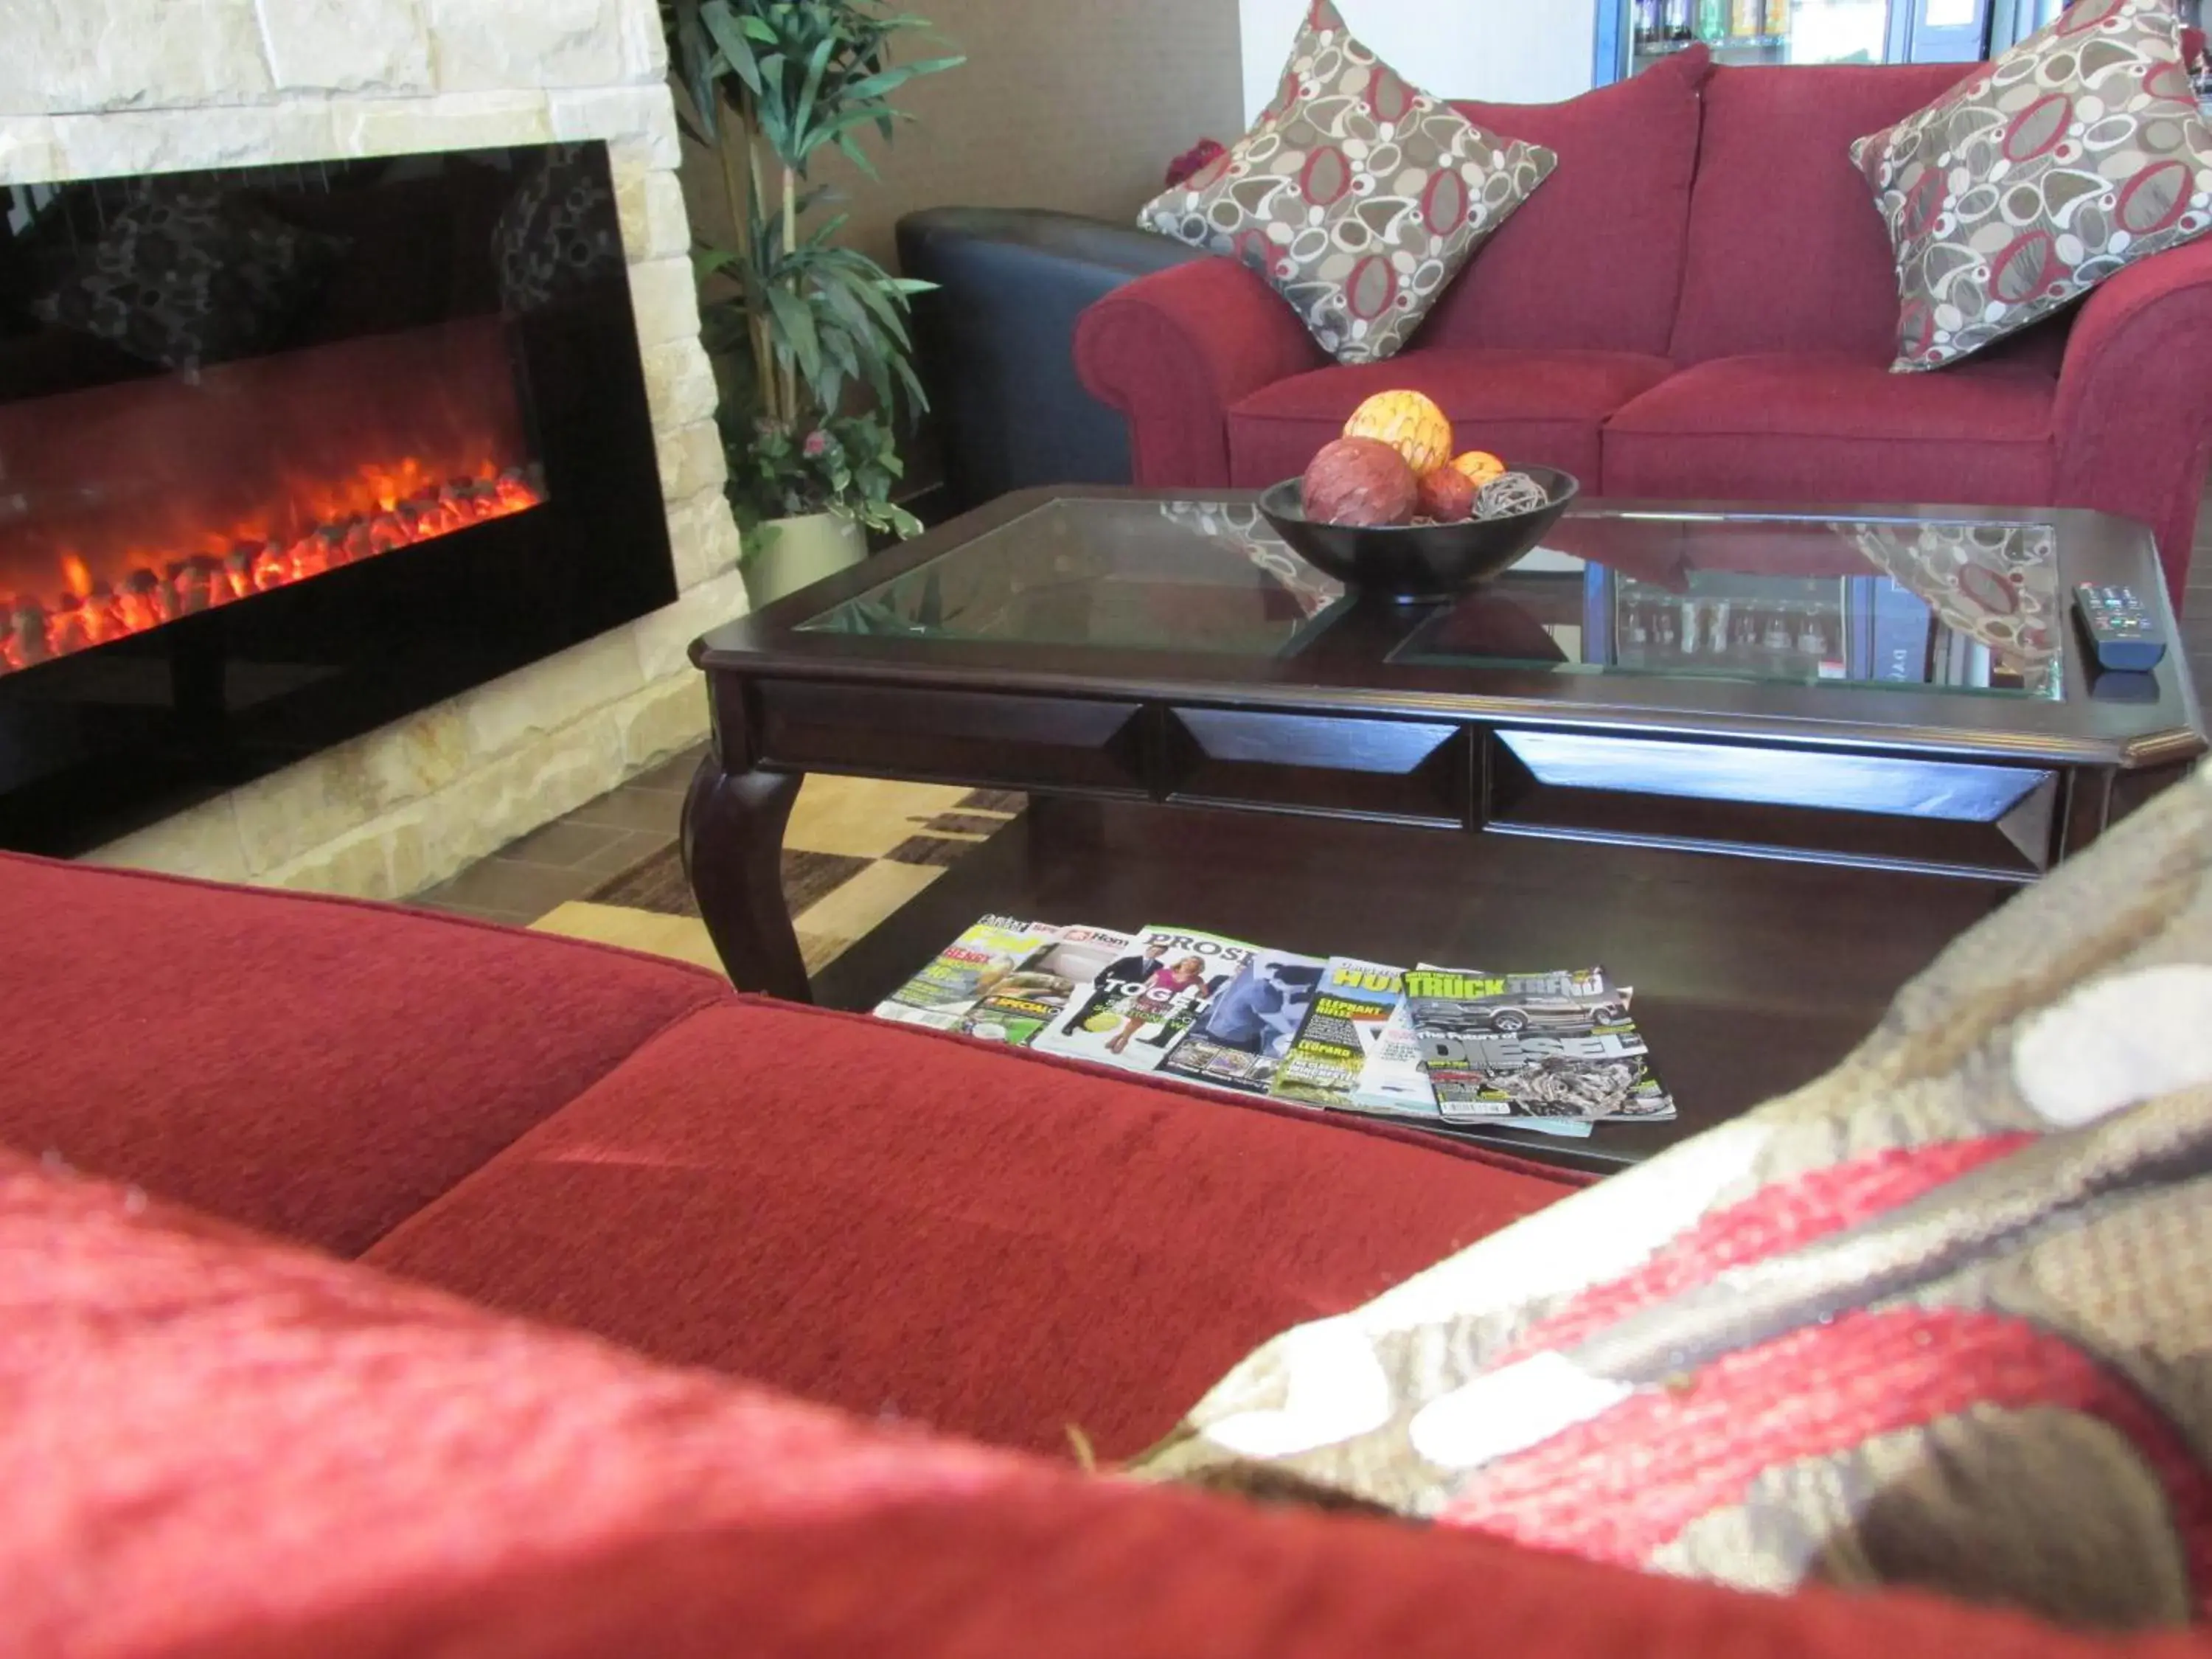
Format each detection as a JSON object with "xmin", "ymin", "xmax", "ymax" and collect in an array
[
  {"xmin": 412, "ymin": 746, "xmax": 699, "ymax": 928},
  {"xmin": 411, "ymin": 741, "xmax": 1024, "ymax": 978}
]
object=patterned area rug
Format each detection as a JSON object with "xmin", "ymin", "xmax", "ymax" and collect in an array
[{"xmin": 529, "ymin": 776, "xmax": 1024, "ymax": 978}]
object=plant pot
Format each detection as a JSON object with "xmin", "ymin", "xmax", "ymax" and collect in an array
[{"xmin": 740, "ymin": 511, "xmax": 868, "ymax": 610}]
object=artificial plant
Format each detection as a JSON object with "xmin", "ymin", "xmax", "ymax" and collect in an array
[{"xmin": 663, "ymin": 0, "xmax": 960, "ymax": 543}]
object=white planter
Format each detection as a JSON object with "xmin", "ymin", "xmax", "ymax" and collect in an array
[{"xmin": 740, "ymin": 511, "xmax": 869, "ymax": 610}]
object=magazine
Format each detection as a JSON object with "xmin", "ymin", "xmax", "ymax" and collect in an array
[
  {"xmin": 1159, "ymin": 945, "xmax": 1326, "ymax": 1095},
  {"xmin": 1354, "ymin": 967, "xmax": 1607, "ymax": 1118},
  {"xmin": 1033, "ymin": 925, "xmax": 1253, "ymax": 1076},
  {"xmin": 1347, "ymin": 973, "xmax": 1593, "ymax": 1139},
  {"xmin": 1404, "ymin": 965, "xmax": 1674, "ymax": 1122},
  {"xmin": 1273, "ymin": 957, "xmax": 1405, "ymax": 1110},
  {"xmin": 1355, "ymin": 980, "xmax": 1440, "ymax": 1119},
  {"xmin": 872, "ymin": 914, "xmax": 1064, "ymax": 1033},
  {"xmin": 958, "ymin": 924, "xmax": 1134, "ymax": 1048}
]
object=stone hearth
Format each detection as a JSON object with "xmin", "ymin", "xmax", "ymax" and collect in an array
[{"xmin": 0, "ymin": 0, "xmax": 742, "ymax": 899}]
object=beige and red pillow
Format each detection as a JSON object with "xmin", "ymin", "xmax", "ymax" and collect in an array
[
  {"xmin": 1851, "ymin": 0, "xmax": 2212, "ymax": 371},
  {"xmin": 1138, "ymin": 0, "xmax": 1554, "ymax": 364},
  {"xmin": 1136, "ymin": 758, "xmax": 2212, "ymax": 1630}
]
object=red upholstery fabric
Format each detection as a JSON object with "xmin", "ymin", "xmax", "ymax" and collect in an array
[
  {"xmin": 1668, "ymin": 63, "xmax": 1980, "ymax": 365},
  {"xmin": 2054, "ymin": 234, "xmax": 2212, "ymax": 602},
  {"xmin": 1604, "ymin": 352, "xmax": 2056, "ymax": 507},
  {"xmin": 21, "ymin": 1150, "xmax": 2197, "ymax": 1659},
  {"xmin": 1075, "ymin": 254, "xmax": 1328, "ymax": 487},
  {"xmin": 1226, "ymin": 348, "xmax": 1675, "ymax": 488},
  {"xmin": 1427, "ymin": 45, "xmax": 1712, "ymax": 355},
  {"xmin": 0, "ymin": 851, "xmax": 728, "ymax": 1256},
  {"xmin": 365, "ymin": 998, "xmax": 1582, "ymax": 1461}
]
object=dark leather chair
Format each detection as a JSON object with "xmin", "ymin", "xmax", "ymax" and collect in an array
[{"xmin": 895, "ymin": 207, "xmax": 1203, "ymax": 514}]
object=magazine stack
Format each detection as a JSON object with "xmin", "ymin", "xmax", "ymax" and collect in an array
[{"xmin": 871, "ymin": 916, "xmax": 1674, "ymax": 1138}]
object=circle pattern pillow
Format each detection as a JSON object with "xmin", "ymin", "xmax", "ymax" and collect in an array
[
  {"xmin": 1137, "ymin": 0, "xmax": 1555, "ymax": 366},
  {"xmin": 1851, "ymin": 0, "xmax": 2212, "ymax": 372}
]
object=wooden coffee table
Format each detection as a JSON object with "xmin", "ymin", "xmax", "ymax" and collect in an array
[{"xmin": 684, "ymin": 487, "xmax": 2203, "ymax": 1170}]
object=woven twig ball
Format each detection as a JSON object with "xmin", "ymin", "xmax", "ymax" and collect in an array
[{"xmin": 1474, "ymin": 470, "xmax": 1550, "ymax": 519}]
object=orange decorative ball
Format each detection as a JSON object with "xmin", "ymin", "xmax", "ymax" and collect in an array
[
  {"xmin": 1451, "ymin": 450, "xmax": 1506, "ymax": 487},
  {"xmin": 1415, "ymin": 462, "xmax": 1478, "ymax": 522},
  {"xmin": 1343, "ymin": 390, "xmax": 1452, "ymax": 474}
]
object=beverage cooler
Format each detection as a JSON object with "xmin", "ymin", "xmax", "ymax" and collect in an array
[{"xmin": 1594, "ymin": 0, "xmax": 2076, "ymax": 83}]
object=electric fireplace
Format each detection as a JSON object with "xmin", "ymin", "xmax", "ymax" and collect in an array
[{"xmin": 0, "ymin": 142, "xmax": 676, "ymax": 854}]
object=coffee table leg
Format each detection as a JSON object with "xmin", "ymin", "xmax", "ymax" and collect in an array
[{"xmin": 682, "ymin": 754, "xmax": 811, "ymax": 1001}]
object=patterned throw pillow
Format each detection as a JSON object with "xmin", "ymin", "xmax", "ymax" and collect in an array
[
  {"xmin": 1136, "ymin": 760, "xmax": 2212, "ymax": 1630},
  {"xmin": 1851, "ymin": 0, "xmax": 2212, "ymax": 371},
  {"xmin": 1137, "ymin": 0, "xmax": 1555, "ymax": 365},
  {"xmin": 34, "ymin": 184, "xmax": 343, "ymax": 372}
]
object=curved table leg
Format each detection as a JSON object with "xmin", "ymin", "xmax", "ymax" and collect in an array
[{"xmin": 682, "ymin": 754, "xmax": 810, "ymax": 1001}]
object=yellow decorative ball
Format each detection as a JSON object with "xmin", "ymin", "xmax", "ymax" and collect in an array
[
  {"xmin": 1342, "ymin": 391, "xmax": 1452, "ymax": 475},
  {"xmin": 1451, "ymin": 450, "xmax": 1507, "ymax": 487}
]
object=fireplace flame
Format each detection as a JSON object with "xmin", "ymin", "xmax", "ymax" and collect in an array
[
  {"xmin": 0, "ymin": 315, "xmax": 546, "ymax": 683},
  {"xmin": 1, "ymin": 458, "xmax": 543, "ymax": 678}
]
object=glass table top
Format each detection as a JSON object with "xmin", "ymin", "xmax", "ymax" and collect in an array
[{"xmin": 797, "ymin": 497, "xmax": 2065, "ymax": 700}]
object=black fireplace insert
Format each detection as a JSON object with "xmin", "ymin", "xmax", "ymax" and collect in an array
[{"xmin": 0, "ymin": 141, "xmax": 677, "ymax": 855}]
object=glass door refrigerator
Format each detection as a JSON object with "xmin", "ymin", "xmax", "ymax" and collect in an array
[{"xmin": 1594, "ymin": 0, "xmax": 2075, "ymax": 84}]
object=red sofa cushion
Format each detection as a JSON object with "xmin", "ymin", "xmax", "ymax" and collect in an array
[
  {"xmin": 0, "ymin": 852, "xmax": 728, "ymax": 1256},
  {"xmin": 364, "ymin": 998, "xmax": 1583, "ymax": 1460},
  {"xmin": 1603, "ymin": 352, "xmax": 2056, "ymax": 507},
  {"xmin": 1669, "ymin": 63, "xmax": 1981, "ymax": 365},
  {"xmin": 16, "ymin": 1148, "xmax": 2171, "ymax": 1659},
  {"xmin": 1426, "ymin": 45, "xmax": 1712, "ymax": 358},
  {"xmin": 1225, "ymin": 348, "xmax": 1674, "ymax": 489}
]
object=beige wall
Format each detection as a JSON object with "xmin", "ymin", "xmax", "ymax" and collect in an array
[
  {"xmin": 681, "ymin": 0, "xmax": 1245, "ymax": 270},
  {"xmin": 1239, "ymin": 0, "xmax": 1598, "ymax": 121}
]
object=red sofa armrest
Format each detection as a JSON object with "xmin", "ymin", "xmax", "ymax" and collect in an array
[
  {"xmin": 2052, "ymin": 237, "xmax": 2212, "ymax": 604},
  {"xmin": 1075, "ymin": 255, "xmax": 1326, "ymax": 489}
]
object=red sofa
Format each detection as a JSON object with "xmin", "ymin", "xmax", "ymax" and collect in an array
[
  {"xmin": 1074, "ymin": 52, "xmax": 2212, "ymax": 603},
  {"xmin": 4, "ymin": 846, "xmax": 2208, "ymax": 1658}
]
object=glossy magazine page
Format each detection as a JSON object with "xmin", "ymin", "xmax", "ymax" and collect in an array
[{"xmin": 1032, "ymin": 925, "xmax": 1253, "ymax": 1076}]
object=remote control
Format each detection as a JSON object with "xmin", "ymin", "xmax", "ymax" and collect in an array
[{"xmin": 2073, "ymin": 582, "xmax": 2167, "ymax": 672}]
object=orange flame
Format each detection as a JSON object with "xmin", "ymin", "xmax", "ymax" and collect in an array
[{"xmin": 1, "ymin": 458, "xmax": 543, "ymax": 678}]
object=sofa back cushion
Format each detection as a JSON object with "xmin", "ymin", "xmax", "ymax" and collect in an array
[
  {"xmin": 0, "ymin": 853, "xmax": 729, "ymax": 1256},
  {"xmin": 1669, "ymin": 63, "xmax": 1980, "ymax": 364},
  {"xmin": 1422, "ymin": 44, "xmax": 1711, "ymax": 357}
]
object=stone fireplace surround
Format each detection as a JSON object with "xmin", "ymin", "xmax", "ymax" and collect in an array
[{"xmin": 0, "ymin": 0, "xmax": 742, "ymax": 900}]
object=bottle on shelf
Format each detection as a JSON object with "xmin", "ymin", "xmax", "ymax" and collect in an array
[{"xmin": 1764, "ymin": 0, "xmax": 1790, "ymax": 44}]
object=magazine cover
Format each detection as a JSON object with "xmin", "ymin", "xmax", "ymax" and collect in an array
[
  {"xmin": 1343, "ymin": 973, "xmax": 1593, "ymax": 1138},
  {"xmin": 1032, "ymin": 925, "xmax": 1252, "ymax": 1076},
  {"xmin": 1404, "ymin": 965, "xmax": 1674, "ymax": 1122},
  {"xmin": 872, "ymin": 914, "xmax": 1064, "ymax": 1033},
  {"xmin": 1349, "ymin": 984, "xmax": 1441, "ymax": 1119},
  {"xmin": 958, "ymin": 924, "xmax": 1134, "ymax": 1048},
  {"xmin": 1160, "ymin": 945, "xmax": 1326, "ymax": 1095},
  {"xmin": 1273, "ymin": 958, "xmax": 1405, "ymax": 1110}
]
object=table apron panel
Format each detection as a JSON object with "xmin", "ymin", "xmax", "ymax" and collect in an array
[
  {"xmin": 751, "ymin": 679, "xmax": 1151, "ymax": 793},
  {"xmin": 1486, "ymin": 727, "xmax": 2060, "ymax": 876},
  {"xmin": 1161, "ymin": 708, "xmax": 1472, "ymax": 827}
]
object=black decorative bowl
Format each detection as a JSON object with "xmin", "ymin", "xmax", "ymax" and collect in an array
[{"xmin": 1257, "ymin": 465, "xmax": 1579, "ymax": 603}]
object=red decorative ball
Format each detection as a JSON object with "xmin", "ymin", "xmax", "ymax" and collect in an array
[
  {"xmin": 1301, "ymin": 437, "xmax": 1418, "ymax": 527},
  {"xmin": 1415, "ymin": 462, "xmax": 1478, "ymax": 522}
]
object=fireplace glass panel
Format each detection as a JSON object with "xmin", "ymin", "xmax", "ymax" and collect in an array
[{"xmin": 0, "ymin": 144, "xmax": 675, "ymax": 852}]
